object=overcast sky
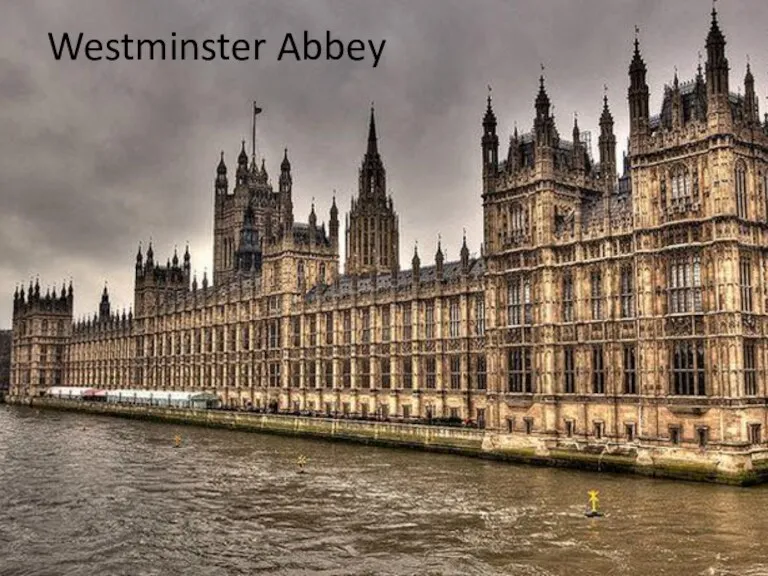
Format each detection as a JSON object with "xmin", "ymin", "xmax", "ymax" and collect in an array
[{"xmin": 1, "ymin": 0, "xmax": 767, "ymax": 328}]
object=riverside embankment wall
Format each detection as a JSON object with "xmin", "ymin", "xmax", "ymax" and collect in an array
[{"xmin": 11, "ymin": 396, "xmax": 768, "ymax": 486}]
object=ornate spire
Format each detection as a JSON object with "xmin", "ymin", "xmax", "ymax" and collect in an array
[
  {"xmin": 483, "ymin": 85, "xmax": 497, "ymax": 127},
  {"xmin": 281, "ymin": 147, "xmax": 290, "ymax": 172},
  {"xmin": 367, "ymin": 103, "xmax": 379, "ymax": 156},
  {"xmin": 707, "ymin": 1, "xmax": 725, "ymax": 47},
  {"xmin": 535, "ymin": 72, "xmax": 551, "ymax": 119},
  {"xmin": 238, "ymin": 140, "xmax": 248, "ymax": 166},
  {"xmin": 460, "ymin": 229, "xmax": 470, "ymax": 272},
  {"xmin": 217, "ymin": 150, "xmax": 227, "ymax": 174}
]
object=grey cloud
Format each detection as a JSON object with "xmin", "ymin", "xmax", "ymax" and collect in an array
[{"xmin": 1, "ymin": 0, "xmax": 767, "ymax": 326}]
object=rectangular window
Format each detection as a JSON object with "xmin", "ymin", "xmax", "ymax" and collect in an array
[
  {"xmin": 268, "ymin": 362, "xmax": 280, "ymax": 387},
  {"xmin": 290, "ymin": 361, "xmax": 300, "ymax": 389},
  {"xmin": 749, "ymin": 423, "xmax": 762, "ymax": 445},
  {"xmin": 325, "ymin": 312, "xmax": 334, "ymax": 345},
  {"xmin": 562, "ymin": 273, "xmax": 574, "ymax": 322},
  {"xmin": 402, "ymin": 405, "xmax": 411, "ymax": 419},
  {"xmin": 668, "ymin": 253, "xmax": 703, "ymax": 314},
  {"xmin": 669, "ymin": 425, "xmax": 681, "ymax": 445},
  {"xmin": 324, "ymin": 361, "xmax": 333, "ymax": 389},
  {"xmin": 449, "ymin": 299, "xmax": 461, "ymax": 338},
  {"xmin": 291, "ymin": 317, "xmax": 301, "ymax": 348},
  {"xmin": 736, "ymin": 163, "xmax": 748, "ymax": 219},
  {"xmin": 563, "ymin": 347, "xmax": 575, "ymax": 393},
  {"xmin": 382, "ymin": 307, "xmax": 391, "ymax": 342},
  {"xmin": 508, "ymin": 348, "xmax": 533, "ymax": 393},
  {"xmin": 307, "ymin": 360, "xmax": 316, "ymax": 388},
  {"xmin": 425, "ymin": 303, "xmax": 435, "ymax": 339},
  {"xmin": 476, "ymin": 355, "xmax": 487, "ymax": 390},
  {"xmin": 524, "ymin": 417, "xmax": 533, "ymax": 434},
  {"xmin": 620, "ymin": 265, "xmax": 634, "ymax": 318},
  {"xmin": 268, "ymin": 320, "xmax": 280, "ymax": 349},
  {"xmin": 475, "ymin": 295, "xmax": 486, "ymax": 336},
  {"xmin": 593, "ymin": 421, "xmax": 604, "ymax": 440},
  {"xmin": 740, "ymin": 258, "xmax": 753, "ymax": 312},
  {"xmin": 343, "ymin": 311, "xmax": 352, "ymax": 344},
  {"xmin": 241, "ymin": 325, "xmax": 250, "ymax": 351},
  {"xmin": 744, "ymin": 340, "xmax": 757, "ymax": 396},
  {"xmin": 508, "ymin": 277, "xmax": 532, "ymax": 326},
  {"xmin": 361, "ymin": 309, "xmax": 371, "ymax": 343},
  {"xmin": 623, "ymin": 345, "xmax": 637, "ymax": 394},
  {"xmin": 590, "ymin": 271, "xmax": 602, "ymax": 320},
  {"xmin": 625, "ymin": 423, "xmax": 636, "ymax": 442},
  {"xmin": 308, "ymin": 315, "xmax": 317, "ymax": 347},
  {"xmin": 425, "ymin": 357, "xmax": 436, "ymax": 389},
  {"xmin": 358, "ymin": 358, "xmax": 370, "ymax": 389},
  {"xmin": 565, "ymin": 419, "xmax": 575, "ymax": 438},
  {"xmin": 670, "ymin": 341, "xmax": 706, "ymax": 396},
  {"xmin": 697, "ymin": 427, "xmax": 709, "ymax": 448},
  {"xmin": 381, "ymin": 359, "xmax": 391, "ymax": 389},
  {"xmin": 592, "ymin": 345, "xmax": 605, "ymax": 394},
  {"xmin": 342, "ymin": 359, "xmax": 351, "ymax": 388},
  {"xmin": 402, "ymin": 358, "xmax": 413, "ymax": 389},
  {"xmin": 402, "ymin": 305, "xmax": 412, "ymax": 341},
  {"xmin": 450, "ymin": 356, "xmax": 461, "ymax": 390}
]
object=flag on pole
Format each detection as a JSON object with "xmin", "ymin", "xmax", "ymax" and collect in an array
[{"xmin": 254, "ymin": 102, "xmax": 263, "ymax": 115}]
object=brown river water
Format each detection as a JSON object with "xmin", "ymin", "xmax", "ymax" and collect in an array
[{"xmin": 1, "ymin": 405, "xmax": 768, "ymax": 576}]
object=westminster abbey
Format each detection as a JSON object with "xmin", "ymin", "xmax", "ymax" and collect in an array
[{"xmin": 10, "ymin": 8, "xmax": 768, "ymax": 454}]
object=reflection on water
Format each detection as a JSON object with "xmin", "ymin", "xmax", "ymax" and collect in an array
[{"xmin": 1, "ymin": 405, "xmax": 768, "ymax": 575}]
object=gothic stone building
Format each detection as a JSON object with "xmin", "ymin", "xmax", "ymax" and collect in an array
[{"xmin": 10, "ymin": 9, "xmax": 768, "ymax": 457}]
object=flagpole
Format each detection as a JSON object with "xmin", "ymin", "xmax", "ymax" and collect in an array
[{"xmin": 252, "ymin": 102, "xmax": 263, "ymax": 162}]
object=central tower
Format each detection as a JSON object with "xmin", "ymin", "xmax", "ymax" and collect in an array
[{"xmin": 345, "ymin": 107, "xmax": 400, "ymax": 276}]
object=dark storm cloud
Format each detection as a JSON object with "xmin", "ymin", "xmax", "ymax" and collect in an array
[{"xmin": 1, "ymin": 0, "xmax": 767, "ymax": 326}]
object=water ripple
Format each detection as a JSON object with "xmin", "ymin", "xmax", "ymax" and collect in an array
[{"xmin": 3, "ymin": 405, "xmax": 768, "ymax": 575}]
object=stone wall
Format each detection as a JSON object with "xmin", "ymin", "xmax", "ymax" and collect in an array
[{"xmin": 15, "ymin": 396, "xmax": 768, "ymax": 486}]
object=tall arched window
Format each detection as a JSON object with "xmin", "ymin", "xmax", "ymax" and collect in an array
[{"xmin": 735, "ymin": 160, "xmax": 748, "ymax": 219}]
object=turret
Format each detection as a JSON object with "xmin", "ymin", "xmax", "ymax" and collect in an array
[
  {"xmin": 599, "ymin": 94, "xmax": 617, "ymax": 182},
  {"xmin": 435, "ymin": 238, "xmax": 444, "ymax": 280},
  {"xmin": 572, "ymin": 115, "xmax": 585, "ymax": 173},
  {"xmin": 183, "ymin": 244, "xmax": 191, "ymax": 274},
  {"xmin": 628, "ymin": 32, "xmax": 650, "ymax": 142},
  {"xmin": 236, "ymin": 141, "xmax": 248, "ymax": 187},
  {"xmin": 744, "ymin": 62, "xmax": 758, "ymax": 124},
  {"xmin": 460, "ymin": 232, "xmax": 470, "ymax": 274},
  {"xmin": 99, "ymin": 284, "xmax": 110, "ymax": 319},
  {"xmin": 279, "ymin": 148, "xmax": 294, "ymax": 230},
  {"xmin": 412, "ymin": 244, "xmax": 421, "ymax": 284},
  {"xmin": 215, "ymin": 151, "xmax": 228, "ymax": 196},
  {"xmin": 481, "ymin": 91, "xmax": 499, "ymax": 177},
  {"xmin": 533, "ymin": 75, "xmax": 556, "ymax": 149},
  {"xmin": 329, "ymin": 194, "xmax": 339, "ymax": 246},
  {"xmin": 135, "ymin": 243, "xmax": 143, "ymax": 275},
  {"xmin": 145, "ymin": 241, "xmax": 154, "ymax": 269},
  {"xmin": 706, "ymin": 6, "xmax": 729, "ymax": 100},
  {"xmin": 171, "ymin": 247, "xmax": 179, "ymax": 268}
]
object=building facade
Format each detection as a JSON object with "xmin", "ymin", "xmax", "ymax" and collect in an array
[
  {"xmin": 10, "ymin": 9, "xmax": 768, "ymax": 452},
  {"xmin": 0, "ymin": 329, "xmax": 11, "ymax": 394}
]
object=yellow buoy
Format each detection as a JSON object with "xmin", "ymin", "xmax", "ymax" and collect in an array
[
  {"xmin": 585, "ymin": 489, "xmax": 603, "ymax": 517},
  {"xmin": 174, "ymin": 435, "xmax": 182, "ymax": 448},
  {"xmin": 297, "ymin": 454, "xmax": 307, "ymax": 473}
]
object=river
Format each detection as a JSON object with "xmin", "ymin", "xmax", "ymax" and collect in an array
[{"xmin": 1, "ymin": 405, "xmax": 767, "ymax": 575}]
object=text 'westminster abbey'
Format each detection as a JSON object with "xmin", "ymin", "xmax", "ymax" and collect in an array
[{"xmin": 10, "ymin": 8, "xmax": 768, "ymax": 451}]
